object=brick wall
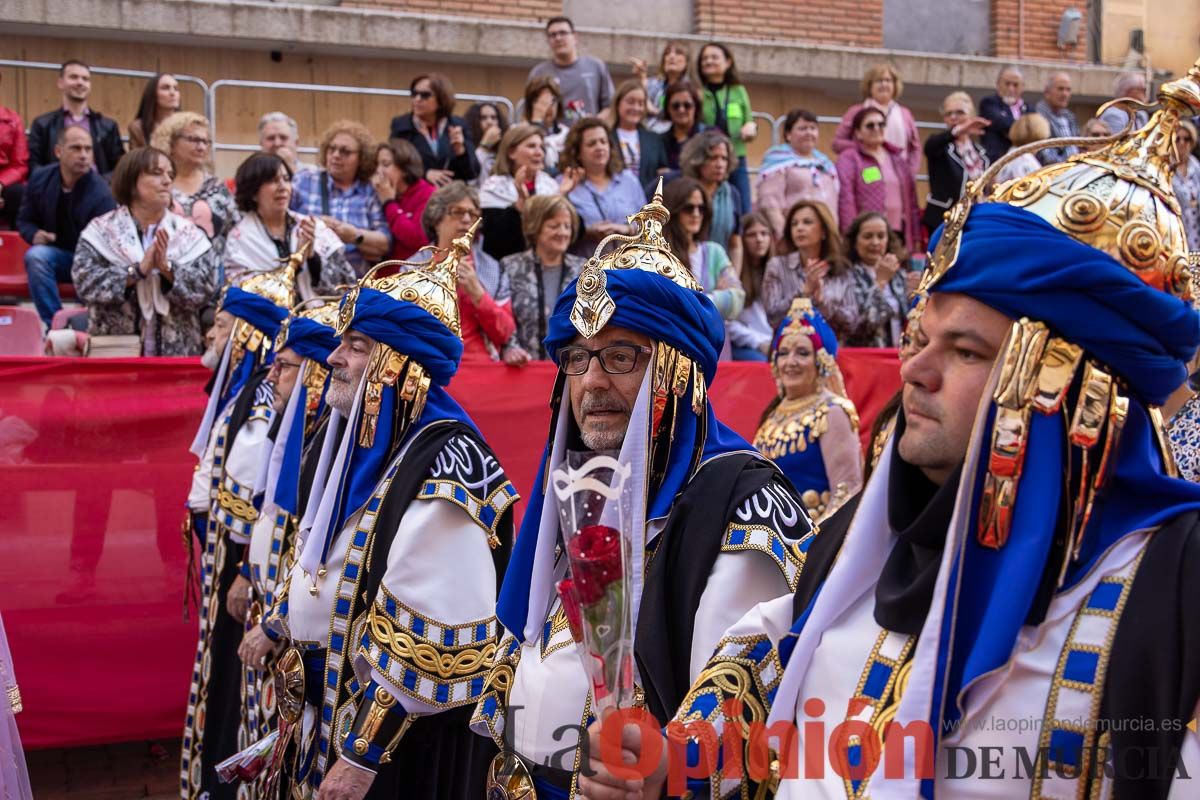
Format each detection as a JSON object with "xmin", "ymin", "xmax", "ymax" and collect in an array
[
  {"xmin": 344, "ymin": 0, "xmax": 561, "ymax": 23},
  {"xmin": 695, "ymin": 0, "xmax": 884, "ymax": 48},
  {"xmin": 991, "ymin": 0, "xmax": 1087, "ymax": 62}
]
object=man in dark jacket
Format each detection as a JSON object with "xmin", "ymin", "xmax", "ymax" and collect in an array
[
  {"xmin": 18, "ymin": 126, "xmax": 116, "ymax": 326},
  {"xmin": 978, "ymin": 65, "xmax": 1030, "ymax": 163},
  {"xmin": 27, "ymin": 60, "xmax": 125, "ymax": 177}
]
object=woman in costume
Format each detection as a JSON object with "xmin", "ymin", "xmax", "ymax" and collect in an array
[
  {"xmin": 754, "ymin": 297, "xmax": 862, "ymax": 520},
  {"xmin": 0, "ymin": 612, "xmax": 32, "ymax": 800}
]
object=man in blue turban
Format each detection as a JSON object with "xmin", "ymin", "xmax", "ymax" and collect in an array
[
  {"xmin": 182, "ymin": 257, "xmax": 295, "ymax": 800},
  {"xmin": 228, "ymin": 296, "xmax": 342, "ymax": 766},
  {"xmin": 583, "ymin": 60, "xmax": 1200, "ymax": 800},
  {"xmin": 263, "ymin": 226, "xmax": 518, "ymax": 800},
  {"xmin": 474, "ymin": 186, "xmax": 813, "ymax": 799}
]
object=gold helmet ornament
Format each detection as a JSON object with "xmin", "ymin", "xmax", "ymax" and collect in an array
[
  {"xmin": 570, "ymin": 179, "xmax": 700, "ymax": 339},
  {"xmin": 334, "ymin": 220, "xmax": 477, "ymax": 447},
  {"xmin": 227, "ymin": 238, "xmax": 309, "ymax": 362}
]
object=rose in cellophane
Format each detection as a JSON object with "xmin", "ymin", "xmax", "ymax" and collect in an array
[
  {"xmin": 215, "ymin": 729, "xmax": 279, "ymax": 783},
  {"xmin": 552, "ymin": 452, "xmax": 635, "ymax": 713}
]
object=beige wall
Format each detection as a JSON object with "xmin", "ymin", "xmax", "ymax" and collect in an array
[
  {"xmin": 1102, "ymin": 0, "xmax": 1199, "ymax": 78},
  {"xmin": 2, "ymin": 35, "xmax": 949, "ymax": 179}
]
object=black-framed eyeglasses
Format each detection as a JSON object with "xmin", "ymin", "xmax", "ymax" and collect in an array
[
  {"xmin": 670, "ymin": 101, "xmax": 694, "ymax": 111},
  {"xmin": 412, "ymin": 90, "xmax": 435, "ymax": 100},
  {"xmin": 269, "ymin": 359, "xmax": 303, "ymax": 375},
  {"xmin": 861, "ymin": 121, "xmax": 885, "ymax": 131},
  {"xmin": 558, "ymin": 344, "xmax": 651, "ymax": 375},
  {"xmin": 681, "ymin": 203, "xmax": 706, "ymax": 215}
]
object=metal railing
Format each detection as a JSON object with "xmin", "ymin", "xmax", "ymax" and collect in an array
[
  {"xmin": 0, "ymin": 58, "xmax": 934, "ymax": 182},
  {"xmin": 209, "ymin": 78, "xmax": 515, "ymax": 159},
  {"xmin": 0, "ymin": 58, "xmax": 212, "ymax": 119}
]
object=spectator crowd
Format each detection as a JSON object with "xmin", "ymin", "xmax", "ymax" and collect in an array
[{"xmin": 2, "ymin": 21, "xmax": 1198, "ymax": 359}]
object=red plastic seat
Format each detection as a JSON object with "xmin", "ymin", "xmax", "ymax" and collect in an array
[
  {"xmin": 0, "ymin": 231, "xmax": 76, "ymax": 300},
  {"xmin": 0, "ymin": 305, "xmax": 45, "ymax": 356}
]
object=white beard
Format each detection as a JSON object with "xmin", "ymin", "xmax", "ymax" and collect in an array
[{"xmin": 200, "ymin": 347, "xmax": 221, "ymax": 370}]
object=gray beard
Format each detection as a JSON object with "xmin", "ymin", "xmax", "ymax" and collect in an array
[{"xmin": 200, "ymin": 347, "xmax": 221, "ymax": 370}]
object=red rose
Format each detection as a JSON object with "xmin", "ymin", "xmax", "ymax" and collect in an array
[
  {"xmin": 567, "ymin": 525, "xmax": 623, "ymax": 604},
  {"xmin": 556, "ymin": 579, "xmax": 585, "ymax": 643}
]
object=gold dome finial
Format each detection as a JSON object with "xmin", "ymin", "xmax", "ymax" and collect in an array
[
  {"xmin": 570, "ymin": 178, "xmax": 700, "ymax": 338},
  {"xmin": 335, "ymin": 219, "xmax": 480, "ymax": 340},
  {"xmin": 237, "ymin": 238, "xmax": 309, "ymax": 310},
  {"xmin": 969, "ymin": 56, "xmax": 1200, "ymax": 301}
]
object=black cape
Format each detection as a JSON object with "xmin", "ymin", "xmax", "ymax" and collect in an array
[{"xmin": 636, "ymin": 452, "xmax": 812, "ymax": 725}]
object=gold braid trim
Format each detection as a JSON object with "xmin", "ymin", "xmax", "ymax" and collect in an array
[
  {"xmin": 216, "ymin": 487, "xmax": 258, "ymax": 523},
  {"xmin": 367, "ymin": 606, "xmax": 496, "ymax": 680}
]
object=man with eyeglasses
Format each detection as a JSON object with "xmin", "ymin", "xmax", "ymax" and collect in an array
[
  {"xmin": 28, "ymin": 59, "xmax": 125, "ymax": 176},
  {"xmin": 263, "ymin": 225, "xmax": 516, "ymax": 800},
  {"xmin": 528, "ymin": 16, "xmax": 614, "ymax": 121},
  {"xmin": 181, "ymin": 267, "xmax": 293, "ymax": 800},
  {"xmin": 473, "ymin": 187, "xmax": 812, "ymax": 798}
]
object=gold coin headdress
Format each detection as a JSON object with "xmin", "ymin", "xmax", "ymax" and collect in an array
[
  {"xmin": 227, "ymin": 238, "xmax": 308, "ymax": 363},
  {"xmin": 334, "ymin": 221, "xmax": 476, "ymax": 448}
]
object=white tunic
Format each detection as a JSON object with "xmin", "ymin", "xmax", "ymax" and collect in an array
[{"xmin": 216, "ymin": 402, "xmax": 273, "ymax": 545}]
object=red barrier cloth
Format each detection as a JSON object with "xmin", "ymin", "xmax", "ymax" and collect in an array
[{"xmin": 0, "ymin": 350, "xmax": 899, "ymax": 749}]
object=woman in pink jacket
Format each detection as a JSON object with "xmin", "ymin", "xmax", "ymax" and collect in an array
[
  {"xmin": 835, "ymin": 106, "xmax": 923, "ymax": 254},
  {"xmin": 832, "ymin": 63, "xmax": 921, "ymax": 178}
]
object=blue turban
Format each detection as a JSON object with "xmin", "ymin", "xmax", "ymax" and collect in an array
[
  {"xmin": 280, "ymin": 317, "xmax": 340, "ymax": 368},
  {"xmin": 267, "ymin": 316, "xmax": 339, "ymax": 516},
  {"xmin": 221, "ymin": 286, "xmax": 289, "ymax": 341},
  {"xmin": 343, "ymin": 288, "xmax": 463, "ymax": 386},
  {"xmin": 930, "ymin": 202, "xmax": 1200, "ymax": 405},
  {"xmin": 213, "ymin": 287, "xmax": 290, "ymax": 413},
  {"xmin": 544, "ymin": 269, "xmax": 726, "ymax": 382}
]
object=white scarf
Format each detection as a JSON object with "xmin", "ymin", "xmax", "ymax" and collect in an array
[
  {"xmin": 296, "ymin": 372, "xmax": 365, "ymax": 580},
  {"xmin": 225, "ymin": 211, "xmax": 343, "ymax": 299},
  {"xmin": 80, "ymin": 206, "xmax": 211, "ymax": 325},
  {"xmin": 478, "ymin": 171, "xmax": 561, "ymax": 209}
]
